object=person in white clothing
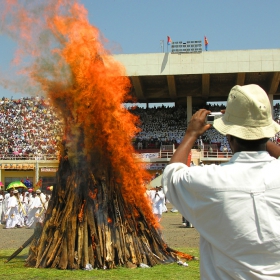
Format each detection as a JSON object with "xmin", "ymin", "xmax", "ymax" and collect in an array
[
  {"xmin": 27, "ymin": 191, "xmax": 35, "ymax": 210},
  {"xmin": 3, "ymin": 191, "xmax": 10, "ymax": 218},
  {"xmin": 26, "ymin": 189, "xmax": 46, "ymax": 229},
  {"xmin": 5, "ymin": 189, "xmax": 20, "ymax": 228},
  {"xmin": 43, "ymin": 194, "xmax": 50, "ymax": 220},
  {"xmin": 162, "ymin": 85, "xmax": 280, "ymax": 279},
  {"xmin": 0, "ymin": 190, "xmax": 4, "ymax": 224},
  {"xmin": 17, "ymin": 191, "xmax": 27, "ymax": 227},
  {"xmin": 21, "ymin": 192, "xmax": 29, "ymax": 213},
  {"xmin": 148, "ymin": 186, "xmax": 165, "ymax": 222}
]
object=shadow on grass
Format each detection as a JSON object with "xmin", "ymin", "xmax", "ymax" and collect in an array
[{"xmin": 1, "ymin": 250, "xmax": 28, "ymax": 265}]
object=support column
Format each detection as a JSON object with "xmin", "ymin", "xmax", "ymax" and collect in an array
[
  {"xmin": 268, "ymin": 94, "xmax": 274, "ymax": 119},
  {"xmin": 187, "ymin": 96, "xmax": 192, "ymax": 124},
  {"xmin": 35, "ymin": 160, "xmax": 39, "ymax": 184},
  {"xmin": 268, "ymin": 72, "xmax": 280, "ymax": 120}
]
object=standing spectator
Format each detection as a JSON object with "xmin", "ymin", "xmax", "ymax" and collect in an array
[
  {"xmin": 5, "ymin": 189, "xmax": 20, "ymax": 229},
  {"xmin": 137, "ymin": 141, "xmax": 143, "ymax": 150},
  {"xmin": 0, "ymin": 190, "xmax": 4, "ymax": 224},
  {"xmin": 26, "ymin": 189, "xmax": 46, "ymax": 229},
  {"xmin": 162, "ymin": 85, "xmax": 280, "ymax": 279},
  {"xmin": 3, "ymin": 190, "xmax": 10, "ymax": 218},
  {"xmin": 148, "ymin": 186, "xmax": 165, "ymax": 222},
  {"xmin": 182, "ymin": 216, "xmax": 193, "ymax": 228}
]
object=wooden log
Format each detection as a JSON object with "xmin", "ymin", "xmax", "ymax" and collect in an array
[
  {"xmin": 113, "ymin": 225, "xmax": 124, "ymax": 265},
  {"xmin": 6, "ymin": 233, "xmax": 35, "ymax": 263},
  {"xmin": 105, "ymin": 226, "xmax": 113, "ymax": 268},
  {"xmin": 50, "ymin": 240, "xmax": 63, "ymax": 268},
  {"xmin": 58, "ymin": 237, "xmax": 68, "ymax": 269},
  {"xmin": 114, "ymin": 192, "xmax": 129, "ymax": 265},
  {"xmin": 23, "ymin": 223, "xmax": 43, "ymax": 267},
  {"xmin": 45, "ymin": 231, "xmax": 63, "ymax": 267},
  {"xmin": 87, "ymin": 203, "xmax": 100, "ymax": 267},
  {"xmin": 125, "ymin": 231, "xmax": 137, "ymax": 264},
  {"xmin": 77, "ymin": 221, "xmax": 84, "ymax": 267},
  {"xmin": 35, "ymin": 231, "xmax": 54, "ymax": 268},
  {"xmin": 131, "ymin": 232, "xmax": 142, "ymax": 264},
  {"xmin": 82, "ymin": 215, "xmax": 89, "ymax": 268},
  {"xmin": 95, "ymin": 204, "xmax": 105, "ymax": 266},
  {"xmin": 111, "ymin": 197, "xmax": 125, "ymax": 265},
  {"xmin": 87, "ymin": 235, "xmax": 95, "ymax": 268},
  {"xmin": 67, "ymin": 210, "xmax": 77, "ymax": 269}
]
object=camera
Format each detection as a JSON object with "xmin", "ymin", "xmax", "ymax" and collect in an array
[{"xmin": 206, "ymin": 112, "xmax": 223, "ymax": 124}]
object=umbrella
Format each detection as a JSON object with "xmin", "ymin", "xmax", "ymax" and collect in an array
[
  {"xmin": 148, "ymin": 174, "xmax": 163, "ymax": 188},
  {"xmin": 0, "ymin": 182, "xmax": 4, "ymax": 187},
  {"xmin": 24, "ymin": 178, "xmax": 33, "ymax": 188},
  {"xmin": 6, "ymin": 181, "xmax": 27, "ymax": 190}
]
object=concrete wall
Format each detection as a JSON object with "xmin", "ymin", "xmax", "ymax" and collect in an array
[{"xmin": 114, "ymin": 49, "xmax": 280, "ymax": 76}]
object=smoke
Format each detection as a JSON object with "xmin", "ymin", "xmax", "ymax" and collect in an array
[{"xmin": 0, "ymin": 0, "xmax": 156, "ymax": 225}]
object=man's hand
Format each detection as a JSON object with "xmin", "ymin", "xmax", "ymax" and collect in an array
[
  {"xmin": 266, "ymin": 141, "xmax": 280, "ymax": 159},
  {"xmin": 169, "ymin": 109, "xmax": 211, "ymax": 164},
  {"xmin": 186, "ymin": 109, "xmax": 212, "ymax": 138}
]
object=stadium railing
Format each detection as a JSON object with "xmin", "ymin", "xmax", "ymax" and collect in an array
[
  {"xmin": 0, "ymin": 154, "xmax": 59, "ymax": 160},
  {"xmin": 160, "ymin": 145, "xmax": 175, "ymax": 158}
]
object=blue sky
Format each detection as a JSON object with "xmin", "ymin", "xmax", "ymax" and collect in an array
[{"xmin": 0, "ymin": 0, "xmax": 280, "ymax": 100}]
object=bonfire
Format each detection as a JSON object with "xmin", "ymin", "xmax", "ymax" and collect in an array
[{"xmin": 2, "ymin": 0, "xmax": 194, "ymax": 269}]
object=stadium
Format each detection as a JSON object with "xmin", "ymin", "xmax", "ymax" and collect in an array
[
  {"xmin": 2, "ymin": 1, "xmax": 280, "ymax": 278},
  {"xmin": 0, "ymin": 49, "xmax": 279, "ymax": 190}
]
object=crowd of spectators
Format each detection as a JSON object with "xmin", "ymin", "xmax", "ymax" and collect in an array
[
  {"xmin": 130, "ymin": 105, "xmax": 187, "ymax": 149},
  {"xmin": 130, "ymin": 102, "xmax": 280, "ymax": 153},
  {"xmin": 0, "ymin": 97, "xmax": 279, "ymax": 159},
  {"xmin": 0, "ymin": 97, "xmax": 63, "ymax": 159}
]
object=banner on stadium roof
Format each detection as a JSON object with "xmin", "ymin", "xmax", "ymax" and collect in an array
[
  {"xmin": 143, "ymin": 163, "xmax": 167, "ymax": 170},
  {"xmin": 41, "ymin": 168, "xmax": 58, "ymax": 172},
  {"xmin": 1, "ymin": 163, "xmax": 34, "ymax": 170},
  {"xmin": 134, "ymin": 153, "xmax": 159, "ymax": 159}
]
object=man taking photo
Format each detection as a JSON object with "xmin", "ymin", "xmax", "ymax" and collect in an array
[{"xmin": 162, "ymin": 84, "xmax": 280, "ymax": 279}]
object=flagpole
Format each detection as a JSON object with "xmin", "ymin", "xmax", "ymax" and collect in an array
[{"xmin": 160, "ymin": 40, "xmax": 164, "ymax": 53}]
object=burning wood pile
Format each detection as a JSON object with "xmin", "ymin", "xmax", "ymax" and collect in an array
[
  {"xmin": 2, "ymin": 0, "xmax": 194, "ymax": 269},
  {"xmin": 26, "ymin": 140, "xmax": 187, "ymax": 269}
]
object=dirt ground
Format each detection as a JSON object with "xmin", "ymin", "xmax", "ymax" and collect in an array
[{"xmin": 0, "ymin": 203, "xmax": 200, "ymax": 251}]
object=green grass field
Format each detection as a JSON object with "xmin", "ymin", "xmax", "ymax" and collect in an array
[{"xmin": 0, "ymin": 248, "xmax": 200, "ymax": 280}]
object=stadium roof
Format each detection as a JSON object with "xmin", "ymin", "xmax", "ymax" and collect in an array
[{"xmin": 115, "ymin": 49, "xmax": 280, "ymax": 107}]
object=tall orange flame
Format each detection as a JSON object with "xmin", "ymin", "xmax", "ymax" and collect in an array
[{"xmin": 1, "ymin": 0, "xmax": 157, "ymax": 227}]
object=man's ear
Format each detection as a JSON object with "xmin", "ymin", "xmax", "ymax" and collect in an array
[
  {"xmin": 226, "ymin": 135, "xmax": 235, "ymax": 152},
  {"xmin": 227, "ymin": 135, "xmax": 235, "ymax": 142}
]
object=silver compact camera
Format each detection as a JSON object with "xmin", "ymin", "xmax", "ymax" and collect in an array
[{"xmin": 206, "ymin": 112, "xmax": 223, "ymax": 124}]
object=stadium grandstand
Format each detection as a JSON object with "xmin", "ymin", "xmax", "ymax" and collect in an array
[
  {"xmin": 0, "ymin": 95, "xmax": 279, "ymax": 190},
  {"xmin": 1, "ymin": 49, "xmax": 280, "ymax": 188}
]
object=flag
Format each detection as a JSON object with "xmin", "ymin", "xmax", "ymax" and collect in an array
[
  {"xmin": 167, "ymin": 36, "xmax": 172, "ymax": 45},
  {"xmin": 204, "ymin": 36, "xmax": 208, "ymax": 51}
]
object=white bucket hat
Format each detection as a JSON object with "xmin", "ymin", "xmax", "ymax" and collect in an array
[{"xmin": 213, "ymin": 84, "xmax": 280, "ymax": 140}]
